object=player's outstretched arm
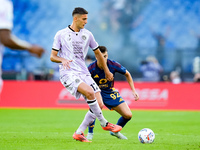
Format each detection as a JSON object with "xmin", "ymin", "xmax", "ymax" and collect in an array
[
  {"xmin": 0, "ymin": 29, "xmax": 45, "ymax": 58},
  {"xmin": 124, "ymin": 70, "xmax": 139, "ymax": 101},
  {"xmin": 93, "ymin": 48, "xmax": 113, "ymax": 81},
  {"xmin": 50, "ymin": 49, "xmax": 72, "ymax": 69}
]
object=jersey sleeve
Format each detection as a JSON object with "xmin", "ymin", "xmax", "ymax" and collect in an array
[
  {"xmin": 88, "ymin": 61, "xmax": 96, "ymax": 76},
  {"xmin": 52, "ymin": 31, "xmax": 61, "ymax": 51},
  {"xmin": 0, "ymin": 0, "xmax": 13, "ymax": 30},
  {"xmin": 112, "ymin": 60, "xmax": 127, "ymax": 74},
  {"xmin": 88, "ymin": 64, "xmax": 92, "ymax": 74},
  {"xmin": 89, "ymin": 32, "xmax": 99, "ymax": 51}
]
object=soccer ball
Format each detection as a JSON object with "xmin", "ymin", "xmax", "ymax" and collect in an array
[{"xmin": 138, "ymin": 128, "xmax": 155, "ymax": 144}]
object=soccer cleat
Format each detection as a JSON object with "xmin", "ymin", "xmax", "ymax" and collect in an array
[
  {"xmin": 102, "ymin": 122, "xmax": 122, "ymax": 133},
  {"xmin": 73, "ymin": 131, "xmax": 91, "ymax": 142},
  {"xmin": 86, "ymin": 133, "xmax": 93, "ymax": 140},
  {"xmin": 110, "ymin": 131, "xmax": 128, "ymax": 139}
]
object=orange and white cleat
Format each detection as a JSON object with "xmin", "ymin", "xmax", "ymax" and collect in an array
[
  {"xmin": 102, "ymin": 122, "xmax": 122, "ymax": 133},
  {"xmin": 73, "ymin": 131, "xmax": 91, "ymax": 142}
]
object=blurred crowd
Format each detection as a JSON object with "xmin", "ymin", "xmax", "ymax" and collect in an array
[{"xmin": 1, "ymin": 0, "xmax": 200, "ymax": 83}]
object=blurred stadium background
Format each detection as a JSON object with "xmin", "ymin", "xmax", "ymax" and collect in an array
[{"xmin": 2, "ymin": 0, "xmax": 200, "ymax": 82}]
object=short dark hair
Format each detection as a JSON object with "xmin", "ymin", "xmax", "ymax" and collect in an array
[
  {"xmin": 72, "ymin": 7, "xmax": 88, "ymax": 16},
  {"xmin": 98, "ymin": 46, "xmax": 107, "ymax": 53}
]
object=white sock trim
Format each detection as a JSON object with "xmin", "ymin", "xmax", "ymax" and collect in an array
[{"xmin": 87, "ymin": 99, "xmax": 97, "ymax": 106}]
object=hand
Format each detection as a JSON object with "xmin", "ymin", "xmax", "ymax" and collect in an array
[
  {"xmin": 62, "ymin": 59, "xmax": 73, "ymax": 69},
  {"xmin": 133, "ymin": 92, "xmax": 139, "ymax": 101},
  {"xmin": 28, "ymin": 45, "xmax": 45, "ymax": 58},
  {"xmin": 105, "ymin": 71, "xmax": 114, "ymax": 81}
]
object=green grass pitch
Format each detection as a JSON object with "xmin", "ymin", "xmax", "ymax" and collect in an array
[{"xmin": 0, "ymin": 109, "xmax": 199, "ymax": 150}]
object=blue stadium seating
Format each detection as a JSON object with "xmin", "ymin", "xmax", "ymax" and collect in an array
[{"xmin": 2, "ymin": 0, "xmax": 200, "ymax": 80}]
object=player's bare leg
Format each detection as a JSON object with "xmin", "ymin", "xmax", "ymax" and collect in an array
[
  {"xmin": 109, "ymin": 102, "xmax": 132, "ymax": 139},
  {"xmin": 112, "ymin": 102, "xmax": 132, "ymax": 120},
  {"xmin": 73, "ymin": 82, "xmax": 121, "ymax": 142},
  {"xmin": 77, "ymin": 82, "xmax": 108, "ymax": 126},
  {"xmin": 95, "ymin": 92, "xmax": 104, "ymax": 109}
]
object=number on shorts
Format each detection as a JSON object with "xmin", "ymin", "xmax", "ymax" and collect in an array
[
  {"xmin": 110, "ymin": 94, "xmax": 116, "ymax": 100},
  {"xmin": 90, "ymin": 83, "xmax": 99, "ymax": 91},
  {"xmin": 110, "ymin": 92, "xmax": 120, "ymax": 100}
]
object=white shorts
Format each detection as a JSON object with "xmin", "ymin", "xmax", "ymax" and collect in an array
[{"xmin": 60, "ymin": 74, "xmax": 100, "ymax": 99}]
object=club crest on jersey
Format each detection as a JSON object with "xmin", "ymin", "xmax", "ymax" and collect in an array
[
  {"xmin": 66, "ymin": 34, "xmax": 71, "ymax": 41},
  {"xmin": 94, "ymin": 74, "xmax": 99, "ymax": 78},
  {"xmin": 82, "ymin": 35, "xmax": 86, "ymax": 40}
]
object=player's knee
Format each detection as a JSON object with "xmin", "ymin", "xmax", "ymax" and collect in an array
[
  {"xmin": 124, "ymin": 112, "xmax": 132, "ymax": 120},
  {"xmin": 85, "ymin": 89, "xmax": 95, "ymax": 100}
]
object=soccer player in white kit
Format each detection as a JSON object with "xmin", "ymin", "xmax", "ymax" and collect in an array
[
  {"xmin": 0, "ymin": 0, "xmax": 45, "ymax": 93},
  {"xmin": 50, "ymin": 7, "xmax": 122, "ymax": 142}
]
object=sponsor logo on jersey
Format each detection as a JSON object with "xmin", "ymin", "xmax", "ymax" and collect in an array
[{"xmin": 99, "ymin": 79, "xmax": 107, "ymax": 84}]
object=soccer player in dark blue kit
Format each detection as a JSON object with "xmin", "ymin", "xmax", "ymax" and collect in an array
[{"xmin": 87, "ymin": 46, "xmax": 139, "ymax": 140}]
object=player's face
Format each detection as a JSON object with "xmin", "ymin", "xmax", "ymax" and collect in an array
[
  {"xmin": 102, "ymin": 52, "xmax": 108, "ymax": 63},
  {"xmin": 76, "ymin": 14, "xmax": 87, "ymax": 29}
]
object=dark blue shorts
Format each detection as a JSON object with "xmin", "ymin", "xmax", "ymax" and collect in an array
[{"xmin": 101, "ymin": 88, "xmax": 125, "ymax": 110}]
